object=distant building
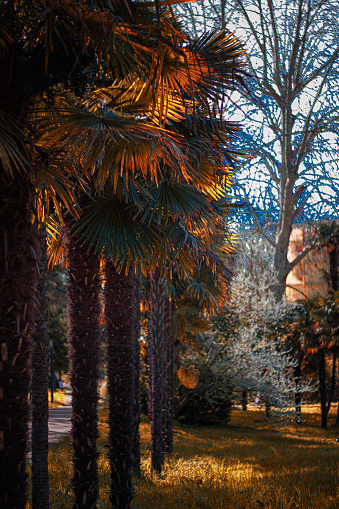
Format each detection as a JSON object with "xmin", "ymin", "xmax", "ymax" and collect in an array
[{"xmin": 286, "ymin": 222, "xmax": 338, "ymax": 301}]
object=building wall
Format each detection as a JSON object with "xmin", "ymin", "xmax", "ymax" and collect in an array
[{"xmin": 286, "ymin": 224, "xmax": 337, "ymax": 301}]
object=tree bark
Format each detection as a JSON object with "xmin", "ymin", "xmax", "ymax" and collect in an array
[
  {"xmin": 265, "ymin": 402, "xmax": 272, "ymax": 418},
  {"xmin": 66, "ymin": 234, "xmax": 101, "ymax": 509},
  {"xmin": 329, "ymin": 247, "xmax": 338, "ymax": 292},
  {"xmin": 31, "ymin": 224, "xmax": 49, "ymax": 509},
  {"xmin": 148, "ymin": 268, "xmax": 166, "ymax": 474},
  {"xmin": 326, "ymin": 348, "xmax": 337, "ymax": 417},
  {"xmin": 162, "ymin": 299, "xmax": 175, "ymax": 454},
  {"xmin": 105, "ymin": 261, "xmax": 136, "ymax": 509},
  {"xmin": 241, "ymin": 390, "xmax": 247, "ymax": 412},
  {"xmin": 132, "ymin": 274, "xmax": 141, "ymax": 477},
  {"xmin": 0, "ymin": 177, "xmax": 39, "ymax": 508},
  {"xmin": 318, "ymin": 349, "xmax": 327, "ymax": 429},
  {"xmin": 293, "ymin": 350, "xmax": 302, "ymax": 424},
  {"xmin": 272, "ymin": 109, "xmax": 295, "ymax": 303}
]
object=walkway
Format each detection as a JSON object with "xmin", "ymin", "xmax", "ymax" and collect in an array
[
  {"xmin": 27, "ymin": 385, "xmax": 72, "ymax": 462},
  {"xmin": 48, "ymin": 384, "xmax": 72, "ymax": 445}
]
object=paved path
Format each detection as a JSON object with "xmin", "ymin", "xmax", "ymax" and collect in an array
[
  {"xmin": 47, "ymin": 385, "xmax": 72, "ymax": 445},
  {"xmin": 27, "ymin": 385, "xmax": 72, "ymax": 462}
]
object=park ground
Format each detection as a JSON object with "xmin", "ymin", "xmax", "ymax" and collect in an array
[{"xmin": 27, "ymin": 403, "xmax": 339, "ymax": 509}]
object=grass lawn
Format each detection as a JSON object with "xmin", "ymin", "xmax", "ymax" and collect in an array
[{"xmin": 37, "ymin": 404, "xmax": 339, "ymax": 508}]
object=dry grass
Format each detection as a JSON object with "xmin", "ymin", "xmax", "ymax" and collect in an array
[{"xmin": 29, "ymin": 404, "xmax": 339, "ymax": 508}]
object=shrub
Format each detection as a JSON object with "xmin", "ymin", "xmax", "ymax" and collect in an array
[{"xmin": 176, "ymin": 367, "xmax": 232, "ymax": 426}]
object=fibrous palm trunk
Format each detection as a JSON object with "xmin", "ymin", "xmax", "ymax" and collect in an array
[
  {"xmin": 148, "ymin": 269, "xmax": 166, "ymax": 474},
  {"xmin": 0, "ymin": 177, "xmax": 39, "ymax": 508},
  {"xmin": 105, "ymin": 261, "xmax": 136, "ymax": 509},
  {"xmin": 66, "ymin": 235, "xmax": 101, "ymax": 509},
  {"xmin": 162, "ymin": 299, "xmax": 175, "ymax": 454},
  {"xmin": 132, "ymin": 274, "xmax": 142, "ymax": 476},
  {"xmin": 31, "ymin": 223, "xmax": 49, "ymax": 509}
]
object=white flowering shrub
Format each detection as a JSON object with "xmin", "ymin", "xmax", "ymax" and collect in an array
[{"xmin": 215, "ymin": 236, "xmax": 316, "ymax": 420}]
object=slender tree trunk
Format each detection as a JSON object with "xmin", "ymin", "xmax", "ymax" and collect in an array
[
  {"xmin": 273, "ymin": 177, "xmax": 294, "ymax": 301},
  {"xmin": 294, "ymin": 352, "xmax": 302, "ymax": 424},
  {"xmin": 105, "ymin": 261, "xmax": 136, "ymax": 509},
  {"xmin": 0, "ymin": 177, "xmax": 39, "ymax": 508},
  {"xmin": 329, "ymin": 247, "xmax": 338, "ymax": 292},
  {"xmin": 31, "ymin": 224, "xmax": 49, "ymax": 509},
  {"xmin": 66, "ymin": 235, "xmax": 101, "ymax": 509},
  {"xmin": 326, "ymin": 348, "xmax": 337, "ymax": 416},
  {"xmin": 162, "ymin": 299, "xmax": 175, "ymax": 454},
  {"xmin": 241, "ymin": 390, "xmax": 247, "ymax": 412},
  {"xmin": 132, "ymin": 274, "xmax": 141, "ymax": 476},
  {"xmin": 318, "ymin": 349, "xmax": 327, "ymax": 429},
  {"xmin": 265, "ymin": 402, "xmax": 271, "ymax": 418},
  {"xmin": 272, "ymin": 103, "xmax": 295, "ymax": 302},
  {"xmin": 148, "ymin": 268, "xmax": 166, "ymax": 474}
]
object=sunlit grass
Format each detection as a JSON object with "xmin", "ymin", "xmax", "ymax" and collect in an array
[
  {"xmin": 48, "ymin": 389, "xmax": 67, "ymax": 408},
  {"xmin": 28, "ymin": 404, "xmax": 339, "ymax": 508}
]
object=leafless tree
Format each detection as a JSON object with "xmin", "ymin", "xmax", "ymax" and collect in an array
[{"xmin": 177, "ymin": 0, "xmax": 339, "ymax": 300}]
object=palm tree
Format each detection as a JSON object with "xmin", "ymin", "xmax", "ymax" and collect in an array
[
  {"xmin": 0, "ymin": 2, "xmax": 216, "ymax": 505},
  {"xmin": 31, "ymin": 223, "xmax": 50, "ymax": 509},
  {"xmin": 65, "ymin": 230, "xmax": 102, "ymax": 509},
  {"xmin": 104, "ymin": 261, "xmax": 137, "ymax": 508},
  {"xmin": 131, "ymin": 273, "xmax": 142, "ymax": 475},
  {"xmin": 31, "ymin": 9, "xmax": 247, "ymax": 507},
  {"xmin": 163, "ymin": 297, "xmax": 176, "ymax": 454},
  {"xmin": 148, "ymin": 268, "xmax": 167, "ymax": 473}
]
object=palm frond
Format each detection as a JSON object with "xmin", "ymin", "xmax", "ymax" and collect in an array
[
  {"xmin": 35, "ymin": 98, "xmax": 193, "ymax": 191},
  {"xmin": 0, "ymin": 111, "xmax": 31, "ymax": 176},
  {"xmin": 140, "ymin": 180, "xmax": 215, "ymax": 225},
  {"xmin": 72, "ymin": 193, "xmax": 159, "ymax": 270},
  {"xmin": 31, "ymin": 163, "xmax": 80, "ymax": 223},
  {"xmin": 47, "ymin": 216, "xmax": 67, "ymax": 268}
]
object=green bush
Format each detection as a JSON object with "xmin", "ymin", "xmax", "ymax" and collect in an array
[{"xmin": 176, "ymin": 367, "xmax": 232, "ymax": 426}]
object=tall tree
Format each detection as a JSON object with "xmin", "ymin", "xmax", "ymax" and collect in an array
[
  {"xmin": 0, "ymin": 176, "xmax": 39, "ymax": 508},
  {"xmin": 162, "ymin": 298, "xmax": 176, "ymax": 454},
  {"xmin": 0, "ymin": 3, "xmax": 129, "ymax": 504},
  {"xmin": 177, "ymin": 0, "xmax": 339, "ymax": 301},
  {"xmin": 148, "ymin": 268, "xmax": 167, "ymax": 474},
  {"xmin": 1, "ymin": 1, "xmax": 231, "ymax": 504},
  {"xmin": 131, "ymin": 273, "xmax": 142, "ymax": 476},
  {"xmin": 66, "ymin": 233, "xmax": 102, "ymax": 509},
  {"xmin": 315, "ymin": 221, "xmax": 339, "ymax": 292},
  {"xmin": 31, "ymin": 224, "xmax": 50, "ymax": 509},
  {"xmin": 309, "ymin": 291, "xmax": 339, "ymax": 428},
  {"xmin": 47, "ymin": 265, "xmax": 69, "ymax": 379},
  {"xmin": 104, "ymin": 261, "xmax": 137, "ymax": 509}
]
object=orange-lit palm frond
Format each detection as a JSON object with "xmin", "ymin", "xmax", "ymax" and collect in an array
[
  {"xmin": 35, "ymin": 98, "xmax": 194, "ymax": 191},
  {"xmin": 0, "ymin": 111, "xmax": 31, "ymax": 176},
  {"xmin": 47, "ymin": 216, "xmax": 67, "ymax": 268},
  {"xmin": 31, "ymin": 162, "xmax": 80, "ymax": 224},
  {"xmin": 85, "ymin": 24, "xmax": 247, "ymax": 125}
]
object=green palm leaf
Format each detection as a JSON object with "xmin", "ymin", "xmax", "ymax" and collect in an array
[
  {"xmin": 140, "ymin": 180, "xmax": 216, "ymax": 225},
  {"xmin": 72, "ymin": 193, "xmax": 159, "ymax": 269},
  {"xmin": 36, "ymin": 98, "xmax": 192, "ymax": 191},
  {"xmin": 0, "ymin": 111, "xmax": 30, "ymax": 176}
]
